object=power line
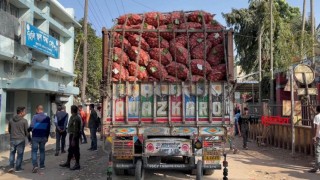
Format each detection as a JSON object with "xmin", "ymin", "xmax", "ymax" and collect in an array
[
  {"xmin": 103, "ymin": 0, "xmax": 114, "ymax": 22},
  {"xmin": 113, "ymin": 0, "xmax": 121, "ymax": 16},
  {"xmin": 120, "ymin": 0, "xmax": 126, "ymax": 14},
  {"xmin": 92, "ymin": 0, "xmax": 109, "ymax": 27},
  {"xmin": 76, "ymin": 0, "xmax": 99, "ymax": 31},
  {"xmin": 131, "ymin": 0, "xmax": 155, "ymax": 11},
  {"xmin": 88, "ymin": 0, "xmax": 104, "ymax": 29}
]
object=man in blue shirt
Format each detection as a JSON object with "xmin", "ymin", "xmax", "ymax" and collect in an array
[
  {"xmin": 29, "ymin": 105, "xmax": 51, "ymax": 173},
  {"xmin": 54, "ymin": 105, "xmax": 69, "ymax": 156}
]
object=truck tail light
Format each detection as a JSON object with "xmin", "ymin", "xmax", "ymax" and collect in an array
[
  {"xmin": 146, "ymin": 143, "xmax": 154, "ymax": 152},
  {"xmin": 181, "ymin": 144, "xmax": 190, "ymax": 152}
]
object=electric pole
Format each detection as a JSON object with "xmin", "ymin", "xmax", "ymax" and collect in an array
[
  {"xmin": 270, "ymin": 0, "xmax": 274, "ymax": 106},
  {"xmin": 81, "ymin": 0, "xmax": 88, "ymax": 103},
  {"xmin": 301, "ymin": 0, "xmax": 306, "ymax": 59},
  {"xmin": 311, "ymin": 0, "xmax": 315, "ymax": 65}
]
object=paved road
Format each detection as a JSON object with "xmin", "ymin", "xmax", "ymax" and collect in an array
[{"xmin": 0, "ymin": 135, "xmax": 319, "ymax": 180}]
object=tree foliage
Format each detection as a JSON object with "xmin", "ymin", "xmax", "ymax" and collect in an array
[
  {"xmin": 223, "ymin": 0, "xmax": 312, "ymax": 75},
  {"xmin": 74, "ymin": 19, "xmax": 102, "ymax": 102}
]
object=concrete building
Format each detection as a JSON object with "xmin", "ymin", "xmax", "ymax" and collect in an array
[{"xmin": 0, "ymin": 0, "xmax": 81, "ymax": 151}]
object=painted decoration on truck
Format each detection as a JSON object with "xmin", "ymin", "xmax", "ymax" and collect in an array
[
  {"xmin": 155, "ymin": 84, "xmax": 168, "ymax": 121},
  {"xmin": 184, "ymin": 84, "xmax": 196, "ymax": 121},
  {"xmin": 172, "ymin": 127, "xmax": 198, "ymax": 135},
  {"xmin": 139, "ymin": 127, "xmax": 170, "ymax": 135},
  {"xmin": 170, "ymin": 84, "xmax": 182, "ymax": 122},
  {"xmin": 197, "ymin": 83, "xmax": 209, "ymax": 121},
  {"xmin": 128, "ymin": 84, "xmax": 140, "ymax": 122},
  {"xmin": 200, "ymin": 127, "xmax": 225, "ymax": 136},
  {"xmin": 140, "ymin": 84, "xmax": 154, "ymax": 122},
  {"xmin": 113, "ymin": 84, "xmax": 126, "ymax": 122},
  {"xmin": 112, "ymin": 127, "xmax": 137, "ymax": 136},
  {"xmin": 224, "ymin": 83, "xmax": 231, "ymax": 118},
  {"xmin": 211, "ymin": 83, "xmax": 223, "ymax": 118}
]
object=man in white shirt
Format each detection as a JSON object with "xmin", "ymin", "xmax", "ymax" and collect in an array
[{"xmin": 309, "ymin": 106, "xmax": 320, "ymax": 173}]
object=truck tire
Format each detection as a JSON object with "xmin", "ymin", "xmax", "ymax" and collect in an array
[
  {"xmin": 203, "ymin": 169, "xmax": 214, "ymax": 175},
  {"xmin": 135, "ymin": 159, "xmax": 144, "ymax": 180},
  {"xmin": 196, "ymin": 160, "xmax": 203, "ymax": 180}
]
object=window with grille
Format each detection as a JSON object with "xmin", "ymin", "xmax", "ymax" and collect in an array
[{"xmin": 0, "ymin": 0, "xmax": 19, "ymax": 18}]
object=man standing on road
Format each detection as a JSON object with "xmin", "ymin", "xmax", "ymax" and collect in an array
[
  {"xmin": 29, "ymin": 105, "xmax": 51, "ymax": 173},
  {"xmin": 88, "ymin": 104, "xmax": 100, "ymax": 151},
  {"xmin": 238, "ymin": 107, "xmax": 252, "ymax": 150},
  {"xmin": 308, "ymin": 105, "xmax": 320, "ymax": 173},
  {"xmin": 78, "ymin": 105, "xmax": 87, "ymax": 144},
  {"xmin": 60, "ymin": 105, "xmax": 82, "ymax": 170},
  {"xmin": 54, "ymin": 105, "xmax": 69, "ymax": 156},
  {"xmin": 8, "ymin": 107, "xmax": 30, "ymax": 173}
]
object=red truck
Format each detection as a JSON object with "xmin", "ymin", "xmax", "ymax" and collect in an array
[{"xmin": 101, "ymin": 10, "xmax": 235, "ymax": 180}]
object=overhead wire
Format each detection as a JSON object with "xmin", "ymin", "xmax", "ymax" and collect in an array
[
  {"xmin": 103, "ymin": 0, "xmax": 114, "ymax": 22},
  {"xmin": 87, "ymin": 0, "xmax": 104, "ymax": 30},
  {"xmin": 76, "ymin": 0, "xmax": 99, "ymax": 31},
  {"xmin": 92, "ymin": 0, "xmax": 109, "ymax": 28},
  {"xmin": 113, "ymin": 0, "xmax": 121, "ymax": 16},
  {"xmin": 120, "ymin": 0, "xmax": 126, "ymax": 14},
  {"xmin": 131, "ymin": 0, "xmax": 156, "ymax": 11}
]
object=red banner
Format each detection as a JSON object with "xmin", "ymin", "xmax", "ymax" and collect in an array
[{"xmin": 261, "ymin": 116, "xmax": 290, "ymax": 126}]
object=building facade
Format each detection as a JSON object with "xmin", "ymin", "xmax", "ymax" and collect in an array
[{"xmin": 0, "ymin": 0, "xmax": 81, "ymax": 151}]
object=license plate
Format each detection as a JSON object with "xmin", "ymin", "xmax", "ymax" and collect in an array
[
  {"xmin": 115, "ymin": 156, "xmax": 133, "ymax": 160},
  {"xmin": 204, "ymin": 155, "xmax": 220, "ymax": 161}
]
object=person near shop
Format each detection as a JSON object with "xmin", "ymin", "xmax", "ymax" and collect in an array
[
  {"xmin": 54, "ymin": 105, "xmax": 69, "ymax": 156},
  {"xmin": 235, "ymin": 109, "xmax": 241, "ymax": 136},
  {"xmin": 8, "ymin": 107, "xmax": 30, "ymax": 173},
  {"xmin": 29, "ymin": 105, "xmax": 51, "ymax": 173},
  {"xmin": 238, "ymin": 107, "xmax": 253, "ymax": 150},
  {"xmin": 59, "ymin": 105, "xmax": 82, "ymax": 170},
  {"xmin": 78, "ymin": 105, "xmax": 87, "ymax": 144},
  {"xmin": 308, "ymin": 105, "xmax": 320, "ymax": 173},
  {"xmin": 88, "ymin": 104, "xmax": 100, "ymax": 151}
]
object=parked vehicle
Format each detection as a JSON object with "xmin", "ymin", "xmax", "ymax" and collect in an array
[{"xmin": 101, "ymin": 10, "xmax": 235, "ymax": 180}]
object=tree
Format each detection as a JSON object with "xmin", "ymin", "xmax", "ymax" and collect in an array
[
  {"xmin": 74, "ymin": 19, "xmax": 102, "ymax": 103},
  {"xmin": 223, "ymin": 0, "xmax": 313, "ymax": 98}
]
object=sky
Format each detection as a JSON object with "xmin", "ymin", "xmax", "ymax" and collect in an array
[{"xmin": 58, "ymin": 0, "xmax": 320, "ymax": 36}]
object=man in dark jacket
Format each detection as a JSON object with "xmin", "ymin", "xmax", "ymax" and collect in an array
[
  {"xmin": 60, "ymin": 105, "xmax": 82, "ymax": 170},
  {"xmin": 238, "ymin": 107, "xmax": 253, "ymax": 150},
  {"xmin": 8, "ymin": 106, "xmax": 29, "ymax": 173},
  {"xmin": 29, "ymin": 105, "xmax": 51, "ymax": 173},
  {"xmin": 88, "ymin": 104, "xmax": 100, "ymax": 151},
  {"xmin": 54, "ymin": 105, "xmax": 69, "ymax": 156}
]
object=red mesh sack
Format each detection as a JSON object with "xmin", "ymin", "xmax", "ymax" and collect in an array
[
  {"xmin": 166, "ymin": 62, "xmax": 189, "ymax": 80},
  {"xmin": 112, "ymin": 62, "xmax": 129, "ymax": 81},
  {"xmin": 165, "ymin": 75, "xmax": 179, "ymax": 82},
  {"xmin": 130, "ymin": 24, "xmax": 157, "ymax": 39},
  {"xmin": 146, "ymin": 60, "xmax": 168, "ymax": 80},
  {"xmin": 127, "ymin": 76, "xmax": 139, "ymax": 82},
  {"xmin": 112, "ymin": 33, "xmax": 131, "ymax": 51},
  {"xmin": 127, "ymin": 46, "xmax": 150, "ymax": 66},
  {"xmin": 172, "ymin": 34, "xmax": 188, "ymax": 47},
  {"xmin": 207, "ymin": 44, "xmax": 224, "ymax": 66},
  {"xmin": 149, "ymin": 48, "xmax": 172, "ymax": 66},
  {"xmin": 206, "ymin": 21, "xmax": 224, "ymax": 46},
  {"xmin": 127, "ymin": 34, "xmax": 150, "ymax": 51},
  {"xmin": 146, "ymin": 37, "xmax": 170, "ymax": 48},
  {"xmin": 191, "ymin": 40, "xmax": 212, "ymax": 59},
  {"xmin": 190, "ymin": 75, "xmax": 205, "ymax": 82},
  {"xmin": 158, "ymin": 24, "xmax": 176, "ymax": 41},
  {"xmin": 207, "ymin": 64, "xmax": 226, "ymax": 81},
  {"xmin": 112, "ymin": 47, "xmax": 129, "ymax": 66},
  {"xmin": 188, "ymin": 11, "xmax": 213, "ymax": 24},
  {"xmin": 118, "ymin": 14, "xmax": 142, "ymax": 26},
  {"xmin": 169, "ymin": 42, "xmax": 189, "ymax": 65},
  {"xmin": 170, "ymin": 11, "xmax": 185, "ymax": 25},
  {"xmin": 190, "ymin": 59, "xmax": 212, "ymax": 76},
  {"xmin": 144, "ymin": 12, "xmax": 166, "ymax": 27},
  {"xmin": 128, "ymin": 62, "xmax": 149, "ymax": 80},
  {"xmin": 179, "ymin": 22, "xmax": 202, "ymax": 30},
  {"xmin": 189, "ymin": 33, "xmax": 207, "ymax": 49}
]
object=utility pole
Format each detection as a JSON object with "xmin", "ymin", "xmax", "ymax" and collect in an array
[
  {"xmin": 258, "ymin": 25, "xmax": 264, "ymax": 104},
  {"xmin": 290, "ymin": 66, "xmax": 295, "ymax": 156},
  {"xmin": 270, "ymin": 0, "xmax": 274, "ymax": 107},
  {"xmin": 81, "ymin": 0, "xmax": 88, "ymax": 103},
  {"xmin": 301, "ymin": 0, "xmax": 306, "ymax": 59},
  {"xmin": 311, "ymin": 0, "xmax": 315, "ymax": 65}
]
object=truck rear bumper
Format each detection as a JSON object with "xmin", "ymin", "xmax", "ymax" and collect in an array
[{"xmin": 113, "ymin": 162, "xmax": 221, "ymax": 170}]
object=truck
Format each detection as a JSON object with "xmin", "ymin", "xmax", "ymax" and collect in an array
[{"xmin": 101, "ymin": 11, "xmax": 235, "ymax": 180}]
